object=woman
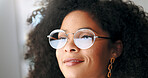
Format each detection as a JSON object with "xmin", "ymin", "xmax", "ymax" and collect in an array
[{"xmin": 25, "ymin": 0, "xmax": 148, "ymax": 78}]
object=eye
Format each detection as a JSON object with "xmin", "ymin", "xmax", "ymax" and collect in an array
[
  {"xmin": 58, "ymin": 37, "xmax": 67, "ymax": 39},
  {"xmin": 58, "ymin": 34, "xmax": 67, "ymax": 39},
  {"xmin": 81, "ymin": 35, "xmax": 92, "ymax": 39}
]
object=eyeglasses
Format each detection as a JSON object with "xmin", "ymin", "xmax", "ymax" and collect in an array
[{"xmin": 47, "ymin": 29, "xmax": 111, "ymax": 49}]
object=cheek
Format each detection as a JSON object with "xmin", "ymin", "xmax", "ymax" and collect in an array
[
  {"xmin": 56, "ymin": 49, "xmax": 62, "ymax": 63},
  {"xmin": 91, "ymin": 40, "xmax": 112, "ymax": 58},
  {"xmin": 86, "ymin": 41, "xmax": 111, "ymax": 69},
  {"xmin": 86, "ymin": 47, "xmax": 110, "ymax": 66}
]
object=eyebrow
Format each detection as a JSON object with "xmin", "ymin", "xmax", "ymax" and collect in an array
[
  {"xmin": 61, "ymin": 27, "xmax": 98, "ymax": 33},
  {"xmin": 78, "ymin": 27, "xmax": 98, "ymax": 33}
]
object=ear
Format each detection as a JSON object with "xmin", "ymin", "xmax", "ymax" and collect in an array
[{"xmin": 111, "ymin": 40, "xmax": 123, "ymax": 58}]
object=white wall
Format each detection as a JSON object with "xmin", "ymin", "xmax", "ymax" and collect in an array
[
  {"xmin": 0, "ymin": 0, "xmax": 20, "ymax": 78},
  {"xmin": 131, "ymin": 0, "xmax": 148, "ymax": 11},
  {"xmin": 0, "ymin": 0, "xmax": 40, "ymax": 78},
  {"xmin": 0, "ymin": 0, "xmax": 147, "ymax": 78},
  {"xmin": 14, "ymin": 0, "xmax": 41, "ymax": 77}
]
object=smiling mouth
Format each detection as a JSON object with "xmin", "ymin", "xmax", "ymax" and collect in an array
[{"xmin": 63, "ymin": 58, "xmax": 84, "ymax": 66}]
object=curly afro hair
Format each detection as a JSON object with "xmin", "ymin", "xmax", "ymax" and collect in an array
[{"xmin": 25, "ymin": 0, "xmax": 148, "ymax": 78}]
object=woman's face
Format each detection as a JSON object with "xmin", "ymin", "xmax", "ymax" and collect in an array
[{"xmin": 56, "ymin": 10, "xmax": 113, "ymax": 78}]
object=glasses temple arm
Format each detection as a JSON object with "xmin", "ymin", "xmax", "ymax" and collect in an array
[
  {"xmin": 47, "ymin": 35, "xmax": 57, "ymax": 40},
  {"xmin": 95, "ymin": 36, "xmax": 111, "ymax": 39}
]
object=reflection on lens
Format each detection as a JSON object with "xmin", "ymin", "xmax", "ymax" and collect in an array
[
  {"xmin": 74, "ymin": 38, "xmax": 93, "ymax": 49},
  {"xmin": 49, "ymin": 30, "xmax": 67, "ymax": 49},
  {"xmin": 50, "ymin": 39, "xmax": 67, "ymax": 49},
  {"xmin": 74, "ymin": 29, "xmax": 95, "ymax": 49}
]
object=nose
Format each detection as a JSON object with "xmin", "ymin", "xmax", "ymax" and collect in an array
[{"xmin": 63, "ymin": 36, "xmax": 79, "ymax": 53}]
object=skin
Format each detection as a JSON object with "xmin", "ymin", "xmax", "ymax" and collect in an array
[{"xmin": 56, "ymin": 10, "xmax": 122, "ymax": 78}]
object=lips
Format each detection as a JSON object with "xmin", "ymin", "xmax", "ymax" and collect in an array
[{"xmin": 63, "ymin": 58, "xmax": 84, "ymax": 66}]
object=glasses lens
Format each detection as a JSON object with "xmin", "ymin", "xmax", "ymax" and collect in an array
[
  {"xmin": 74, "ymin": 29, "xmax": 95, "ymax": 49},
  {"xmin": 49, "ymin": 30, "xmax": 67, "ymax": 49}
]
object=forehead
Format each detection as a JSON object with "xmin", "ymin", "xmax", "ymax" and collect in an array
[{"xmin": 60, "ymin": 10, "xmax": 109, "ymax": 36}]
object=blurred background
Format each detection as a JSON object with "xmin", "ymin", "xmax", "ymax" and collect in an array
[{"xmin": 0, "ymin": 0, "xmax": 147, "ymax": 78}]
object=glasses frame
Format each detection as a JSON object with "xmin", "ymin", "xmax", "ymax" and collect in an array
[{"xmin": 47, "ymin": 29, "xmax": 111, "ymax": 49}]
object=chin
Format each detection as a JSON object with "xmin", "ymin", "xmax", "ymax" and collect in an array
[
  {"xmin": 61, "ymin": 68, "xmax": 85, "ymax": 78},
  {"xmin": 63, "ymin": 73, "xmax": 82, "ymax": 78}
]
